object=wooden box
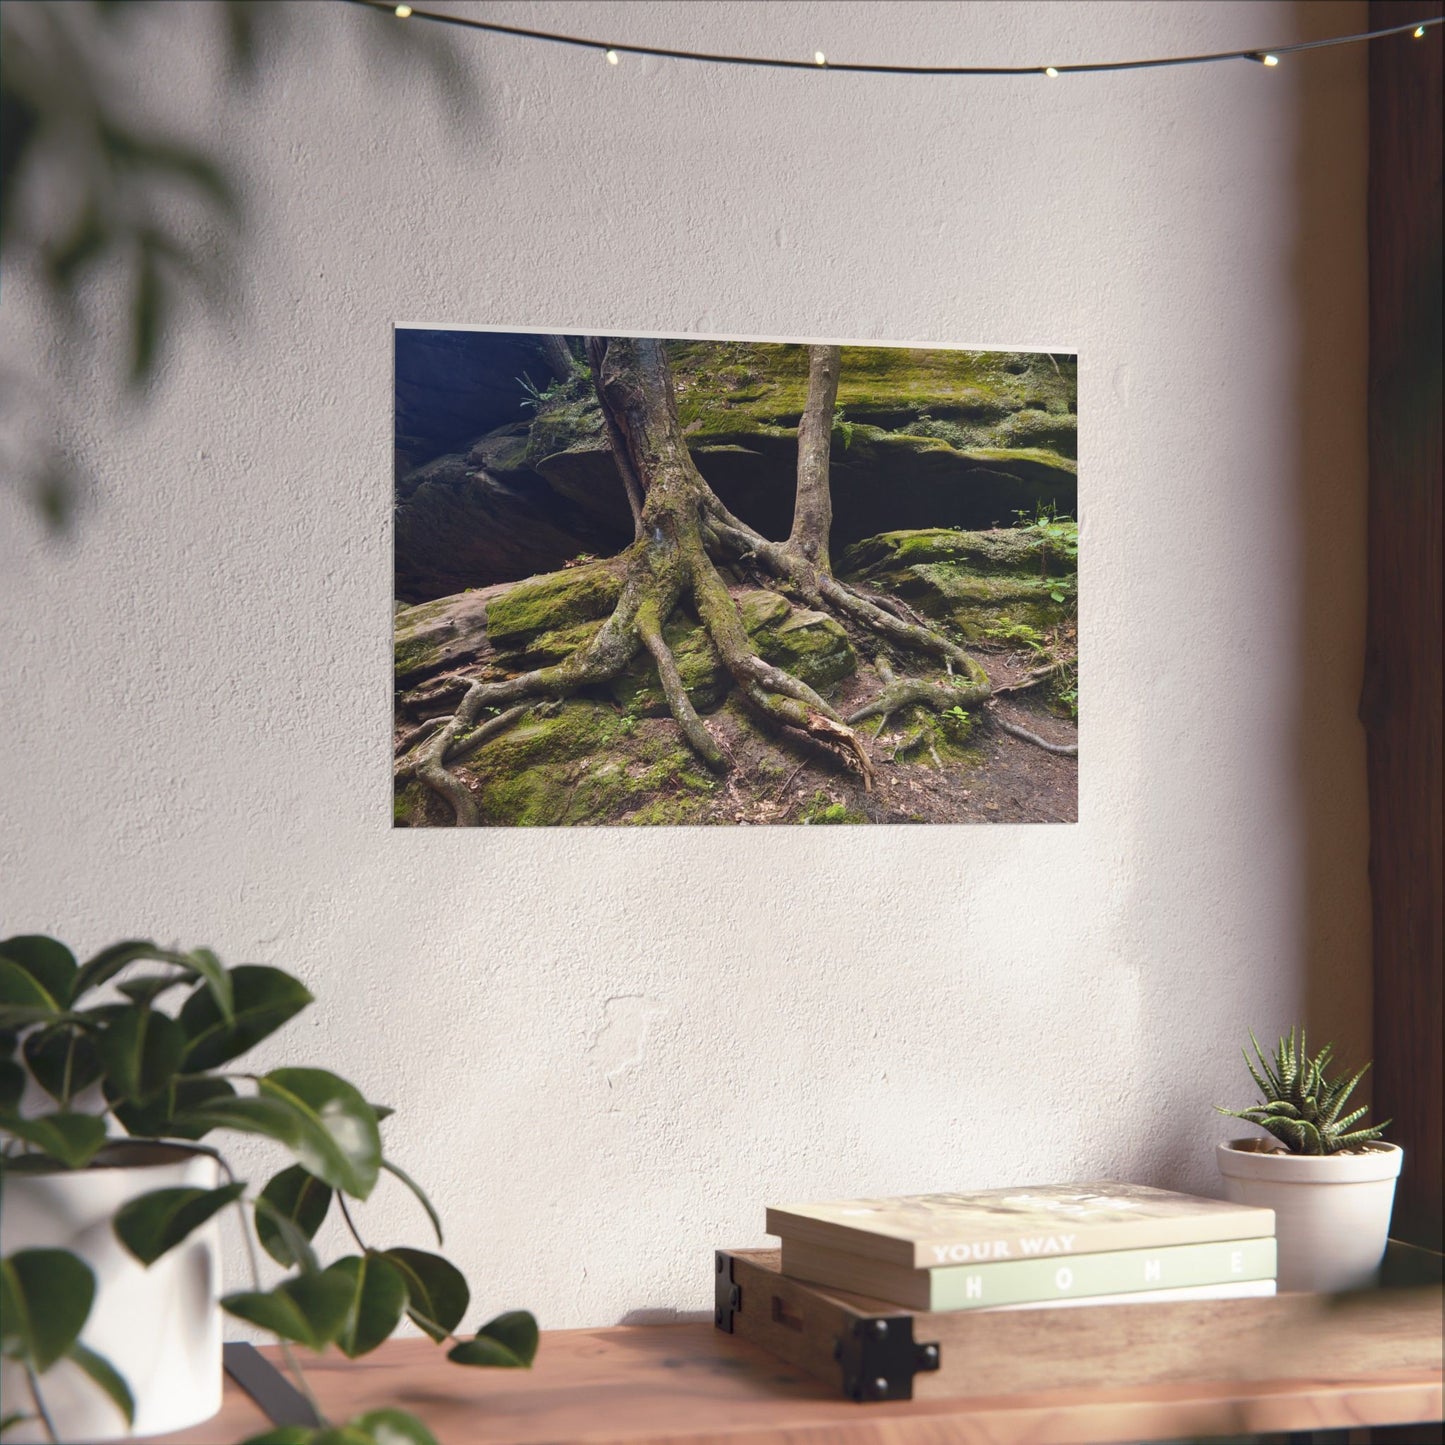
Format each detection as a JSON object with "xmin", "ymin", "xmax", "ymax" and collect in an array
[{"xmin": 715, "ymin": 1242, "xmax": 1445, "ymax": 1404}]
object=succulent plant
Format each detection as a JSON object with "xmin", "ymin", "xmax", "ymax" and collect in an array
[{"xmin": 1217, "ymin": 1027, "xmax": 1391, "ymax": 1156}]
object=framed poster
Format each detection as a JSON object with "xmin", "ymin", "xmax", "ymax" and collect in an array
[{"xmin": 394, "ymin": 329, "xmax": 1076, "ymax": 826}]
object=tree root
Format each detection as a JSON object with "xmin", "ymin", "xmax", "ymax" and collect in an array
[
  {"xmin": 989, "ymin": 708, "xmax": 1079, "ymax": 758},
  {"xmin": 636, "ymin": 604, "xmax": 729, "ymax": 774}
]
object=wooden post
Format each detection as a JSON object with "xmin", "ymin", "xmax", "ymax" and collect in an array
[{"xmin": 1364, "ymin": 0, "xmax": 1443, "ymax": 1258}]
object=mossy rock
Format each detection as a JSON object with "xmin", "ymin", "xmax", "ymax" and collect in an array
[
  {"xmin": 485, "ymin": 560, "xmax": 625, "ymax": 658},
  {"xmin": 840, "ymin": 528, "xmax": 1076, "ymax": 641},
  {"xmin": 457, "ymin": 701, "xmax": 716, "ymax": 826},
  {"xmin": 394, "ymin": 589, "xmax": 494, "ymax": 685}
]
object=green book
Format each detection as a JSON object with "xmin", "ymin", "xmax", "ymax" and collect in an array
[{"xmin": 779, "ymin": 1235, "xmax": 1278, "ymax": 1311}]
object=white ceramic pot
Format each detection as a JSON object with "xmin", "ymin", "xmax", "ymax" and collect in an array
[
  {"xmin": 0, "ymin": 1141, "xmax": 223, "ymax": 1441},
  {"xmin": 1216, "ymin": 1137, "xmax": 1403, "ymax": 1293}
]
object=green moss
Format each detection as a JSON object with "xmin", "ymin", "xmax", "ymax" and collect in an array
[
  {"xmin": 485, "ymin": 561, "xmax": 624, "ymax": 654},
  {"xmin": 798, "ymin": 790, "xmax": 868, "ymax": 825},
  {"xmin": 665, "ymin": 341, "xmax": 1076, "ymax": 443},
  {"xmin": 392, "ymin": 781, "xmax": 426, "ymax": 827},
  {"xmin": 839, "ymin": 527, "xmax": 1075, "ymax": 644},
  {"xmin": 740, "ymin": 591, "xmax": 856, "ymax": 687},
  {"xmin": 612, "ymin": 590, "xmax": 856, "ymax": 716},
  {"xmin": 393, "ymin": 633, "xmax": 443, "ymax": 682},
  {"xmin": 462, "ymin": 703, "xmax": 716, "ymax": 826}
]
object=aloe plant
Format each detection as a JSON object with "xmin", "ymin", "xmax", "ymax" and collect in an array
[
  {"xmin": 1217, "ymin": 1026, "xmax": 1391, "ymax": 1156},
  {"xmin": 0, "ymin": 934, "xmax": 536, "ymax": 1445}
]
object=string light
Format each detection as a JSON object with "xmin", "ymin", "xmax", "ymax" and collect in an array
[{"xmin": 340, "ymin": 4, "xmax": 1443, "ymax": 78}]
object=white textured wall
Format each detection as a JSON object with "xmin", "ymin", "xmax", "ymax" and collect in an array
[{"xmin": 0, "ymin": 1, "xmax": 1370, "ymax": 1330}]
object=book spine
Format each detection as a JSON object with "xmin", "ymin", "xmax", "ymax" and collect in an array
[
  {"xmin": 930, "ymin": 1237, "xmax": 1276, "ymax": 1310},
  {"xmin": 984, "ymin": 1278, "xmax": 1277, "ymax": 1311}
]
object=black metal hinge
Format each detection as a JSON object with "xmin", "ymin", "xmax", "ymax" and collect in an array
[
  {"xmin": 833, "ymin": 1313, "xmax": 941, "ymax": 1402},
  {"xmin": 714, "ymin": 1250, "xmax": 741, "ymax": 1332}
]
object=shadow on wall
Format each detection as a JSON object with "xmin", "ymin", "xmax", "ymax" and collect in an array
[{"xmin": 1130, "ymin": 0, "xmax": 1374, "ymax": 1199}]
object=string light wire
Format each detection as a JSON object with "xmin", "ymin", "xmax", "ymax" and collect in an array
[{"xmin": 350, "ymin": 2, "xmax": 1440, "ymax": 77}]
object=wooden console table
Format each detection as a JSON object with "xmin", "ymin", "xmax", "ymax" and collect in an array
[{"xmin": 154, "ymin": 1322, "xmax": 1443, "ymax": 1445}]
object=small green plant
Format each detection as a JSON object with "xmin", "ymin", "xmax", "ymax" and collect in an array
[
  {"xmin": 1216, "ymin": 1027, "xmax": 1390, "ymax": 1156},
  {"xmin": 0, "ymin": 934, "xmax": 538, "ymax": 1445},
  {"xmin": 1014, "ymin": 502, "xmax": 1078, "ymax": 582},
  {"xmin": 799, "ymin": 791, "xmax": 864, "ymax": 825},
  {"xmin": 831, "ymin": 406, "xmax": 854, "ymax": 451}
]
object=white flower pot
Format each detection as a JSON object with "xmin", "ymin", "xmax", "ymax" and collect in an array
[
  {"xmin": 1216, "ymin": 1137, "xmax": 1403, "ymax": 1293},
  {"xmin": 0, "ymin": 1141, "xmax": 223, "ymax": 1441}
]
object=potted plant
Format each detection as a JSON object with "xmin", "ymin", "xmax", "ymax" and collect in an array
[
  {"xmin": 1215, "ymin": 1026, "xmax": 1402, "ymax": 1293},
  {"xmin": 1, "ymin": 933, "xmax": 537, "ymax": 1444}
]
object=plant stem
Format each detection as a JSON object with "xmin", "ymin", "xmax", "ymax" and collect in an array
[
  {"xmin": 217, "ymin": 1157, "xmax": 326, "ymax": 1427},
  {"xmin": 337, "ymin": 1194, "xmax": 367, "ymax": 1253},
  {"xmin": 60, "ymin": 1032, "xmax": 76, "ymax": 1109},
  {"xmin": 24, "ymin": 1365, "xmax": 57, "ymax": 1444}
]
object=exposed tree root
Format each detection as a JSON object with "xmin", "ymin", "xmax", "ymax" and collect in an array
[{"xmin": 989, "ymin": 708, "xmax": 1079, "ymax": 757}]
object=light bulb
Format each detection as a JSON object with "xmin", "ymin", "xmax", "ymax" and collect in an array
[
  {"xmin": 1414, "ymin": 25, "xmax": 1426, "ymax": 38},
  {"xmin": 394, "ymin": 3, "xmax": 412, "ymax": 15},
  {"xmin": 605, "ymin": 49, "xmax": 619, "ymax": 64},
  {"xmin": 814, "ymin": 51, "xmax": 826, "ymax": 66},
  {"xmin": 1262, "ymin": 53, "xmax": 1279, "ymax": 66},
  {"xmin": 1044, "ymin": 66, "xmax": 1059, "ymax": 78}
]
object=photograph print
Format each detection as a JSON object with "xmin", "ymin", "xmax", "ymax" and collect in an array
[{"xmin": 394, "ymin": 328, "xmax": 1077, "ymax": 826}]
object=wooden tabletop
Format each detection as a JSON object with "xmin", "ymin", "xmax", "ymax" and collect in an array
[{"xmin": 154, "ymin": 1322, "xmax": 1443, "ymax": 1445}]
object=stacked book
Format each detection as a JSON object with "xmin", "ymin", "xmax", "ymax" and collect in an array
[{"xmin": 766, "ymin": 1181, "xmax": 1277, "ymax": 1312}]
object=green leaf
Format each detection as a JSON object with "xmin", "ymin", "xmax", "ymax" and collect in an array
[
  {"xmin": 1, "ymin": 1413, "xmax": 35, "ymax": 1435},
  {"xmin": 1050, "ymin": 590, "xmax": 1065, "ymax": 603},
  {"xmin": 0, "ymin": 1059, "xmax": 24, "ymax": 1111},
  {"xmin": 181, "ymin": 948, "xmax": 233, "ymax": 1021},
  {"xmin": 238, "ymin": 1431, "xmax": 315, "ymax": 1445},
  {"xmin": 252, "ymin": 1198, "xmax": 321, "ymax": 1276},
  {"xmin": 327, "ymin": 1254, "xmax": 407, "ymax": 1359},
  {"xmin": 222, "ymin": 1272, "xmax": 353, "ymax": 1351},
  {"xmin": 179, "ymin": 966, "xmax": 312, "ymax": 1070},
  {"xmin": 24, "ymin": 1026, "xmax": 102, "ymax": 1102},
  {"xmin": 380, "ymin": 1159, "xmax": 442, "ymax": 1246},
  {"xmin": 259, "ymin": 1070, "xmax": 381, "ymax": 1200},
  {"xmin": 67, "ymin": 1341, "xmax": 135, "ymax": 1426},
  {"xmin": 116, "ymin": 974, "xmax": 191, "ymax": 1007},
  {"xmin": 447, "ymin": 1310, "xmax": 538, "ymax": 1368},
  {"xmin": 74, "ymin": 941, "xmax": 233, "ymax": 1021},
  {"xmin": 108, "ymin": 1075, "xmax": 236, "ymax": 1141},
  {"xmin": 74, "ymin": 941, "xmax": 182, "ymax": 998},
  {"xmin": 353, "ymin": 1409, "xmax": 440, "ymax": 1445},
  {"xmin": 174, "ymin": 1085, "xmax": 377, "ymax": 1200},
  {"xmin": 383, "ymin": 1249, "xmax": 468, "ymax": 1342},
  {"xmin": 0, "ymin": 1111, "xmax": 108, "ymax": 1168},
  {"xmin": 113, "ymin": 1182, "xmax": 245, "ymax": 1266},
  {"xmin": 0, "ymin": 1248, "xmax": 95, "ymax": 1370},
  {"xmin": 97, "ymin": 1007, "xmax": 186, "ymax": 1102},
  {"xmin": 256, "ymin": 1165, "xmax": 332, "ymax": 1267},
  {"xmin": 0, "ymin": 960, "xmax": 60, "ymax": 1025},
  {"xmin": 0, "ymin": 938, "xmax": 76, "ymax": 1008}
]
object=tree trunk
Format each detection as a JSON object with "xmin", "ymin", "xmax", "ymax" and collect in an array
[
  {"xmin": 540, "ymin": 334, "xmax": 575, "ymax": 383},
  {"xmin": 789, "ymin": 345, "xmax": 841, "ymax": 571}
]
